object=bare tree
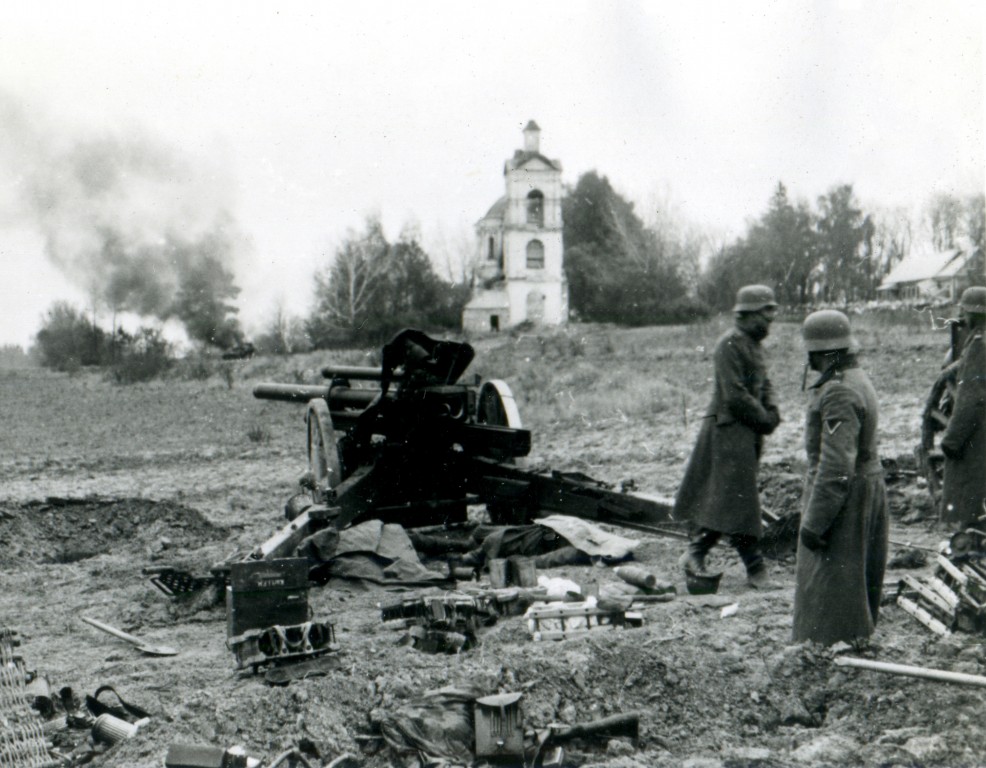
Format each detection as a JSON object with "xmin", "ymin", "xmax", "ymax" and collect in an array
[
  {"xmin": 870, "ymin": 205, "xmax": 913, "ymax": 279},
  {"xmin": 926, "ymin": 192, "xmax": 964, "ymax": 250},
  {"xmin": 311, "ymin": 216, "xmax": 390, "ymax": 331}
]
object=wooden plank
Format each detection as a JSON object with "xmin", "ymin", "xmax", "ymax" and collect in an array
[
  {"xmin": 901, "ymin": 575, "xmax": 956, "ymax": 617},
  {"xmin": 835, "ymin": 656, "xmax": 986, "ymax": 687},
  {"xmin": 897, "ymin": 595, "xmax": 952, "ymax": 637}
]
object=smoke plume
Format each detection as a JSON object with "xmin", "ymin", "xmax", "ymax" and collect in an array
[{"xmin": 0, "ymin": 92, "xmax": 245, "ymax": 347}]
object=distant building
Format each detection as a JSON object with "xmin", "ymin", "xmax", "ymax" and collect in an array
[
  {"xmin": 462, "ymin": 121, "xmax": 569, "ymax": 333},
  {"xmin": 877, "ymin": 241, "xmax": 984, "ymax": 303}
]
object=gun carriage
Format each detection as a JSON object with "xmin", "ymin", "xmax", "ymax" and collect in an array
[{"xmin": 249, "ymin": 329, "xmax": 679, "ymax": 565}]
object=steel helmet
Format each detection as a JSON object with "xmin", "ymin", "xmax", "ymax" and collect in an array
[
  {"xmin": 802, "ymin": 309, "xmax": 856, "ymax": 352},
  {"xmin": 960, "ymin": 286, "xmax": 986, "ymax": 314},
  {"xmin": 733, "ymin": 285, "xmax": 778, "ymax": 313}
]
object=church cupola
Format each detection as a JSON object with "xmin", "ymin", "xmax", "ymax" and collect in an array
[{"xmin": 523, "ymin": 120, "xmax": 541, "ymax": 153}]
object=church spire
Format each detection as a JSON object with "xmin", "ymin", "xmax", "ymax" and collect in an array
[{"xmin": 523, "ymin": 120, "xmax": 541, "ymax": 153}]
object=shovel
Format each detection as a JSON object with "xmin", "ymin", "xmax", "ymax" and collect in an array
[{"xmin": 81, "ymin": 616, "xmax": 179, "ymax": 657}]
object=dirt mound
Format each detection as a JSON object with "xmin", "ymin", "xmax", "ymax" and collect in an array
[{"xmin": 0, "ymin": 497, "xmax": 228, "ymax": 566}]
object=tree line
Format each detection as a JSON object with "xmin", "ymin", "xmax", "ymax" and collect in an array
[
  {"xmin": 31, "ymin": 171, "xmax": 985, "ymax": 372},
  {"xmin": 700, "ymin": 184, "xmax": 984, "ymax": 310}
]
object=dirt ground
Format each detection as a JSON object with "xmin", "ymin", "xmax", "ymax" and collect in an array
[{"xmin": 1, "ymin": 320, "xmax": 983, "ymax": 768}]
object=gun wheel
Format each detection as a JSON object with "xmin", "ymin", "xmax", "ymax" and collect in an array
[
  {"xmin": 916, "ymin": 366, "xmax": 957, "ymax": 517},
  {"xmin": 477, "ymin": 380, "xmax": 529, "ymax": 524},
  {"xmin": 306, "ymin": 399, "xmax": 342, "ymax": 504},
  {"xmin": 476, "ymin": 380, "xmax": 522, "ymax": 428}
]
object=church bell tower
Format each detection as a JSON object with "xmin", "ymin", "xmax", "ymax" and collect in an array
[{"xmin": 462, "ymin": 120, "xmax": 568, "ymax": 333}]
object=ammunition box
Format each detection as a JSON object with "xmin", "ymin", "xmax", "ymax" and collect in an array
[
  {"xmin": 475, "ymin": 692, "xmax": 524, "ymax": 760},
  {"xmin": 226, "ymin": 558, "xmax": 310, "ymax": 639}
]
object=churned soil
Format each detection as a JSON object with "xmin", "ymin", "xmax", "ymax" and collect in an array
[{"xmin": 1, "ymin": 322, "xmax": 982, "ymax": 768}]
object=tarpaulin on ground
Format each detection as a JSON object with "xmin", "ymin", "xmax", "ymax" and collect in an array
[
  {"xmin": 376, "ymin": 686, "xmax": 482, "ymax": 765},
  {"xmin": 302, "ymin": 520, "xmax": 445, "ymax": 585},
  {"xmin": 534, "ymin": 515, "xmax": 639, "ymax": 561},
  {"xmin": 448, "ymin": 516, "xmax": 638, "ymax": 567}
]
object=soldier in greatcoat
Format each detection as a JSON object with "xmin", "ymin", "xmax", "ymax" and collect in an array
[
  {"xmin": 940, "ymin": 286, "xmax": 986, "ymax": 528},
  {"xmin": 793, "ymin": 310, "xmax": 888, "ymax": 646},
  {"xmin": 673, "ymin": 284, "xmax": 781, "ymax": 589}
]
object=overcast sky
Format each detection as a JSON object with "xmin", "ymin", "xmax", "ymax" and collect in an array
[{"xmin": 0, "ymin": 0, "xmax": 982, "ymax": 347}]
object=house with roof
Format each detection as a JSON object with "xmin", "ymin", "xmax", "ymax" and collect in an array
[
  {"xmin": 462, "ymin": 121, "xmax": 569, "ymax": 333},
  {"xmin": 876, "ymin": 241, "xmax": 984, "ymax": 303}
]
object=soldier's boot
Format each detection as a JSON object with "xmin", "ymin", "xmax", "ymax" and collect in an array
[{"xmin": 746, "ymin": 565, "xmax": 781, "ymax": 590}]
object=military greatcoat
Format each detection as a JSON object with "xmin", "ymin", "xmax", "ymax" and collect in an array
[
  {"xmin": 673, "ymin": 327, "xmax": 779, "ymax": 538},
  {"xmin": 793, "ymin": 364, "xmax": 889, "ymax": 646},
  {"xmin": 941, "ymin": 332, "xmax": 986, "ymax": 528}
]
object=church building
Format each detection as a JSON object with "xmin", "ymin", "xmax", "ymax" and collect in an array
[{"xmin": 462, "ymin": 121, "xmax": 568, "ymax": 333}]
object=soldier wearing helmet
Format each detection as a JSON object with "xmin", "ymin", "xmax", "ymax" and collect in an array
[
  {"xmin": 940, "ymin": 286, "xmax": 986, "ymax": 528},
  {"xmin": 792, "ymin": 310, "xmax": 888, "ymax": 646},
  {"xmin": 673, "ymin": 284, "xmax": 782, "ymax": 590}
]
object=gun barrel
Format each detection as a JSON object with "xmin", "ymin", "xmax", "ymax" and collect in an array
[
  {"xmin": 322, "ymin": 365, "xmax": 405, "ymax": 382},
  {"xmin": 253, "ymin": 383, "xmax": 381, "ymax": 411},
  {"xmin": 253, "ymin": 383, "xmax": 331, "ymax": 404}
]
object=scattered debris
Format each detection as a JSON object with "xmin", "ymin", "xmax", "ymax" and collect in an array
[
  {"xmin": 92, "ymin": 712, "xmax": 148, "ymax": 745},
  {"xmin": 165, "ymin": 742, "xmax": 261, "ymax": 767},
  {"xmin": 537, "ymin": 575, "xmax": 583, "ymax": 600},
  {"xmin": 835, "ymin": 656, "xmax": 986, "ymax": 687},
  {"xmin": 487, "ymin": 555, "xmax": 538, "ymax": 588},
  {"xmin": 81, "ymin": 615, "xmax": 179, "ymax": 657},
  {"xmin": 0, "ymin": 629, "xmax": 56, "ymax": 767},
  {"xmin": 381, "ymin": 592, "xmax": 499, "ymax": 653},
  {"xmin": 526, "ymin": 598, "xmax": 644, "ymax": 641},
  {"xmin": 896, "ymin": 541, "xmax": 986, "ymax": 636},
  {"xmin": 372, "ymin": 685, "xmax": 481, "ymax": 765},
  {"xmin": 599, "ymin": 581, "xmax": 675, "ymax": 604},
  {"xmin": 888, "ymin": 547, "xmax": 929, "ymax": 569},
  {"xmin": 0, "ymin": 628, "xmax": 103, "ymax": 767},
  {"xmin": 613, "ymin": 564, "xmax": 675, "ymax": 594}
]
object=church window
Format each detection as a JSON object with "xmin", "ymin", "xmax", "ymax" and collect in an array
[
  {"xmin": 526, "ymin": 190, "xmax": 544, "ymax": 226},
  {"xmin": 526, "ymin": 240, "xmax": 545, "ymax": 269},
  {"xmin": 487, "ymin": 237, "xmax": 495, "ymax": 261}
]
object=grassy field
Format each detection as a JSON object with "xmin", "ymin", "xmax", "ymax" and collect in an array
[{"xmin": 0, "ymin": 315, "xmax": 948, "ymax": 501}]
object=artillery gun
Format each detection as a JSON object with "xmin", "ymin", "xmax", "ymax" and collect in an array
[
  {"xmin": 916, "ymin": 318, "xmax": 964, "ymax": 518},
  {"xmin": 249, "ymin": 328, "xmax": 681, "ymax": 563}
]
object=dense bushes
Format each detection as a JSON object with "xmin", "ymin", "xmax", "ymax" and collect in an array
[
  {"xmin": 34, "ymin": 303, "xmax": 109, "ymax": 372},
  {"xmin": 109, "ymin": 328, "xmax": 173, "ymax": 383}
]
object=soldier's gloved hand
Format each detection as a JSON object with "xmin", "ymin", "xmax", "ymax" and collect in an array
[
  {"xmin": 758, "ymin": 407, "xmax": 781, "ymax": 435},
  {"xmin": 940, "ymin": 442, "xmax": 962, "ymax": 460},
  {"xmin": 800, "ymin": 528, "xmax": 827, "ymax": 551}
]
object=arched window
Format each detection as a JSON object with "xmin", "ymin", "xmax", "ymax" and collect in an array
[
  {"xmin": 487, "ymin": 236, "xmax": 495, "ymax": 261},
  {"xmin": 526, "ymin": 240, "xmax": 544, "ymax": 269},
  {"xmin": 526, "ymin": 190, "xmax": 544, "ymax": 226}
]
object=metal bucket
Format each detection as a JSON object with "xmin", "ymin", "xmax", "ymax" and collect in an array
[{"xmin": 685, "ymin": 570, "xmax": 723, "ymax": 595}]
